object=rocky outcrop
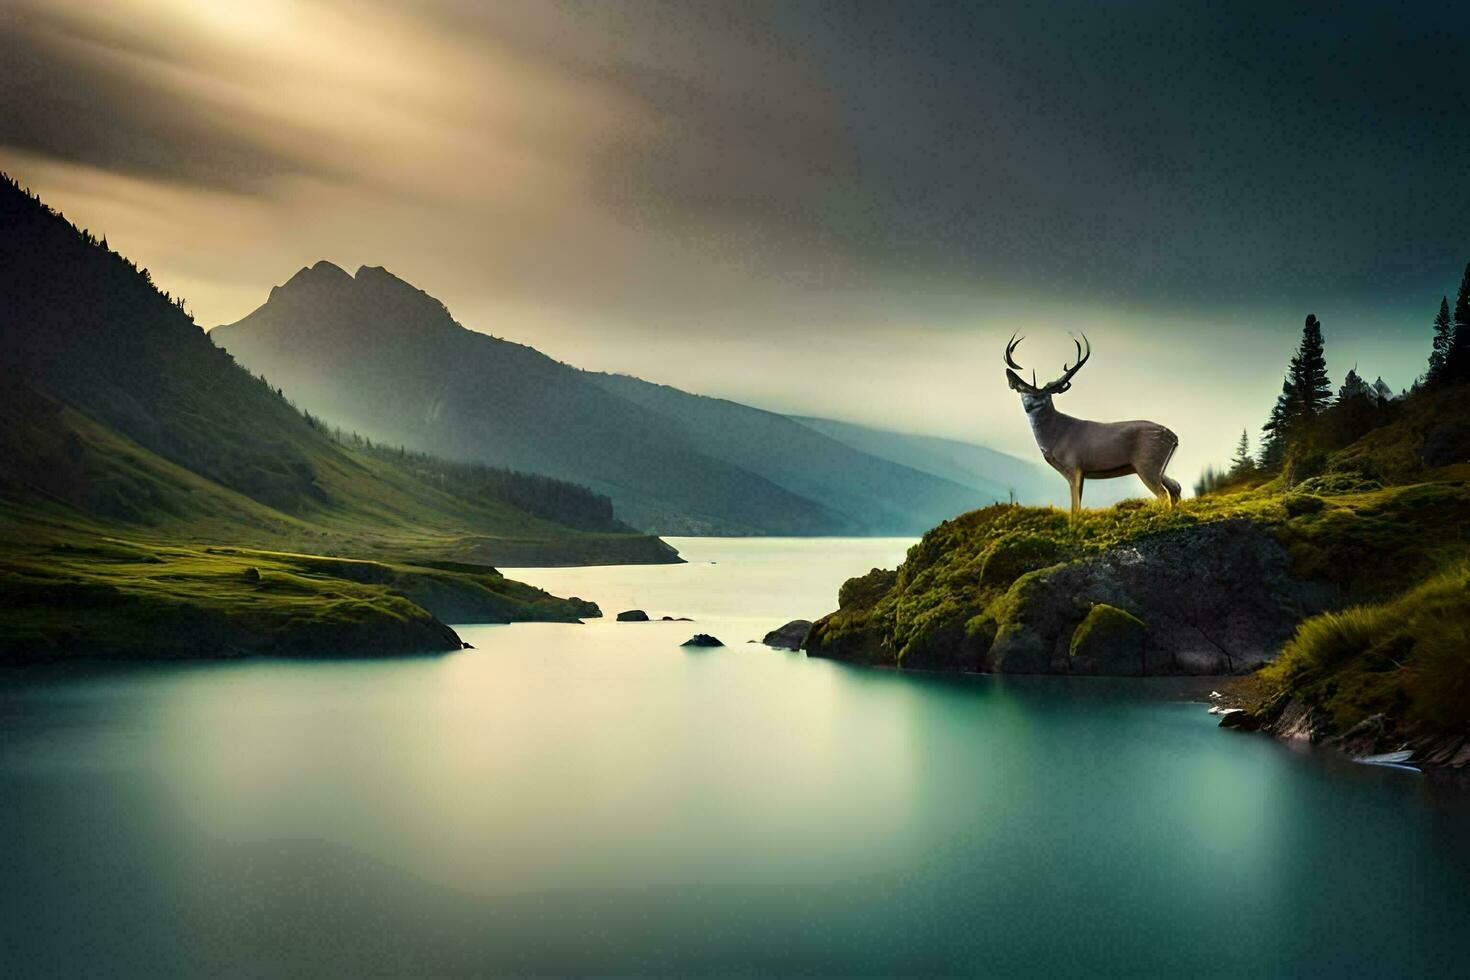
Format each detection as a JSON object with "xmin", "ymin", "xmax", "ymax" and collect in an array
[
  {"xmin": 1066, "ymin": 604, "xmax": 1148, "ymax": 675},
  {"xmin": 808, "ymin": 519, "xmax": 1335, "ymax": 676},
  {"xmin": 763, "ymin": 619, "xmax": 811, "ymax": 650},
  {"xmin": 681, "ymin": 634, "xmax": 724, "ymax": 647},
  {"xmin": 980, "ymin": 521, "xmax": 1334, "ymax": 675},
  {"xmin": 617, "ymin": 609, "xmax": 650, "ymax": 622}
]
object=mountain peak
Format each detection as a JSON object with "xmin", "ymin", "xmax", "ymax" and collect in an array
[
  {"xmin": 352, "ymin": 265, "xmax": 419, "ymax": 295},
  {"xmin": 270, "ymin": 260, "xmax": 353, "ymax": 300}
]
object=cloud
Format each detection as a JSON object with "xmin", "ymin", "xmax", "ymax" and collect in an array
[
  {"xmin": 1, "ymin": 0, "xmax": 1466, "ymax": 489},
  {"xmin": 0, "ymin": 8, "xmax": 336, "ymax": 191}
]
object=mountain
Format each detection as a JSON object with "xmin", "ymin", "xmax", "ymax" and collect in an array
[
  {"xmin": 211, "ymin": 264, "xmax": 1014, "ymax": 534},
  {"xmin": 583, "ymin": 373, "xmax": 984, "ymax": 532},
  {"xmin": 788, "ymin": 415, "xmax": 1060, "ymax": 506},
  {"xmin": 0, "ymin": 174, "xmax": 675, "ymax": 661},
  {"xmin": 0, "ymin": 179, "xmax": 673, "ymax": 565}
]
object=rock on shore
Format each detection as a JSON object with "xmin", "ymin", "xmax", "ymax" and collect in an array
[
  {"xmin": 763, "ymin": 620, "xmax": 812, "ymax": 650},
  {"xmin": 1239, "ymin": 702, "xmax": 1470, "ymax": 771}
]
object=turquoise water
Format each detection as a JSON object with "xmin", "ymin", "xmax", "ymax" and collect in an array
[{"xmin": 1, "ymin": 537, "xmax": 1467, "ymax": 976}]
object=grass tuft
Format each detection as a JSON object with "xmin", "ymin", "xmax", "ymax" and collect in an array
[{"xmin": 1254, "ymin": 564, "xmax": 1470, "ymax": 734}]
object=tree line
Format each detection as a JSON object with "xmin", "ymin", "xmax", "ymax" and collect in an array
[
  {"xmin": 301, "ymin": 412, "xmax": 621, "ymax": 532},
  {"xmin": 1197, "ymin": 261, "xmax": 1470, "ymax": 495}
]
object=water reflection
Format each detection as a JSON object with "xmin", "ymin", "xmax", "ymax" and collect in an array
[{"xmin": 1, "ymin": 538, "xmax": 1466, "ymax": 976}]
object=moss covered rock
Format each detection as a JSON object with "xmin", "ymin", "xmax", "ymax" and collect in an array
[
  {"xmin": 806, "ymin": 475, "xmax": 1470, "ymax": 676},
  {"xmin": 1069, "ymin": 603, "xmax": 1147, "ymax": 676}
]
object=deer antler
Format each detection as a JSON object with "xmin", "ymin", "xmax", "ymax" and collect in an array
[
  {"xmin": 1004, "ymin": 333, "xmax": 1026, "ymax": 371},
  {"xmin": 1045, "ymin": 333, "xmax": 1091, "ymax": 391}
]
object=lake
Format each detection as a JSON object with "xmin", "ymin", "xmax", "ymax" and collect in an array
[{"xmin": 2, "ymin": 537, "xmax": 1467, "ymax": 976}]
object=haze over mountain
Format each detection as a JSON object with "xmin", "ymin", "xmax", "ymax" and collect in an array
[
  {"xmin": 212, "ymin": 263, "xmax": 1035, "ymax": 534},
  {"xmin": 789, "ymin": 416, "xmax": 1142, "ymax": 509}
]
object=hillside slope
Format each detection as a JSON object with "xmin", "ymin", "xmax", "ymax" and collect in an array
[
  {"xmin": 0, "ymin": 174, "xmax": 671, "ymax": 661},
  {"xmin": 0, "ymin": 175, "xmax": 673, "ymax": 567}
]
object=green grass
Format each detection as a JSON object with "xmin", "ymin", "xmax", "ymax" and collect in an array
[
  {"xmin": 808, "ymin": 478, "xmax": 1470, "ymax": 668},
  {"xmin": 1251, "ymin": 564, "xmax": 1470, "ymax": 735},
  {"xmin": 0, "ymin": 396, "xmax": 677, "ymax": 568},
  {"xmin": 0, "ymin": 520, "xmax": 600, "ymax": 663}
]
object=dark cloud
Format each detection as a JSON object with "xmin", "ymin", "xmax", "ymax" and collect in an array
[
  {"xmin": 8, "ymin": 0, "xmax": 1465, "ymax": 308},
  {"xmin": 572, "ymin": 1, "xmax": 1470, "ymax": 308},
  {"xmin": 0, "ymin": 8, "xmax": 341, "ymax": 192},
  {"xmin": 1, "ymin": 0, "xmax": 1465, "ymax": 480}
]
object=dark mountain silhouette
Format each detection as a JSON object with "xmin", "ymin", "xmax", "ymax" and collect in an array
[
  {"xmin": 212, "ymin": 264, "xmax": 1024, "ymax": 534},
  {"xmin": 0, "ymin": 173, "xmax": 673, "ymax": 567}
]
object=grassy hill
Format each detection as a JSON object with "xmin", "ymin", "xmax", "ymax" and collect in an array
[
  {"xmin": 0, "ymin": 174, "xmax": 674, "ymax": 661},
  {"xmin": 805, "ymin": 381, "xmax": 1469, "ymax": 757}
]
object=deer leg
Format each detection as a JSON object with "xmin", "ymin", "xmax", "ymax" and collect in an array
[
  {"xmin": 1136, "ymin": 470, "xmax": 1172, "ymax": 506},
  {"xmin": 1069, "ymin": 472, "xmax": 1084, "ymax": 520},
  {"xmin": 1156, "ymin": 440, "xmax": 1181, "ymax": 507}
]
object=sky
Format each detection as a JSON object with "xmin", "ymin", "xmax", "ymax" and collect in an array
[{"xmin": 3, "ymin": 0, "xmax": 1468, "ymax": 487}]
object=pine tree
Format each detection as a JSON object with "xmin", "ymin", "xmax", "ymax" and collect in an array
[
  {"xmin": 1260, "ymin": 314, "xmax": 1331, "ymax": 469},
  {"xmin": 1372, "ymin": 376, "xmax": 1394, "ymax": 403},
  {"xmin": 1447, "ymin": 262, "xmax": 1470, "ymax": 383},
  {"xmin": 1429, "ymin": 295, "xmax": 1453, "ymax": 382},
  {"xmin": 1260, "ymin": 379, "xmax": 1293, "ymax": 469},
  {"xmin": 1286, "ymin": 314, "xmax": 1332, "ymax": 420},
  {"xmin": 1230, "ymin": 429, "xmax": 1254, "ymax": 476}
]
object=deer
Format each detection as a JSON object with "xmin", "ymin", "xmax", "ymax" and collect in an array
[{"xmin": 1004, "ymin": 333, "xmax": 1180, "ymax": 518}]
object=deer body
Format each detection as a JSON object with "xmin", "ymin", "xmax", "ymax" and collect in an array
[{"xmin": 1006, "ymin": 335, "xmax": 1181, "ymax": 516}]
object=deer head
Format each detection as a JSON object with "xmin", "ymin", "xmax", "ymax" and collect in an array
[{"xmin": 1004, "ymin": 333, "xmax": 1091, "ymax": 413}]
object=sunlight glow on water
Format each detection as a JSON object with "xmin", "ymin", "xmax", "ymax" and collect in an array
[{"xmin": 1, "ymin": 538, "xmax": 1467, "ymax": 976}]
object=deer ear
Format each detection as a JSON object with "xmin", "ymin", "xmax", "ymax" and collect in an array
[
  {"xmin": 1054, "ymin": 382, "xmax": 1072, "ymax": 394},
  {"xmin": 1005, "ymin": 369, "xmax": 1025, "ymax": 391}
]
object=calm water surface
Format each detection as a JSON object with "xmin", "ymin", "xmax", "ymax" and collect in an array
[{"xmin": 2, "ymin": 537, "xmax": 1468, "ymax": 976}]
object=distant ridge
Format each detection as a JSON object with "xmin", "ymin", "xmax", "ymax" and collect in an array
[
  {"xmin": 788, "ymin": 415, "xmax": 1062, "ymax": 507},
  {"xmin": 212, "ymin": 264, "xmax": 1036, "ymax": 534}
]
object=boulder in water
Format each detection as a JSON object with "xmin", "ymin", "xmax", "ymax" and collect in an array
[
  {"xmin": 681, "ymin": 634, "xmax": 724, "ymax": 648},
  {"xmin": 617, "ymin": 609, "xmax": 650, "ymax": 622},
  {"xmin": 762, "ymin": 619, "xmax": 812, "ymax": 650}
]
